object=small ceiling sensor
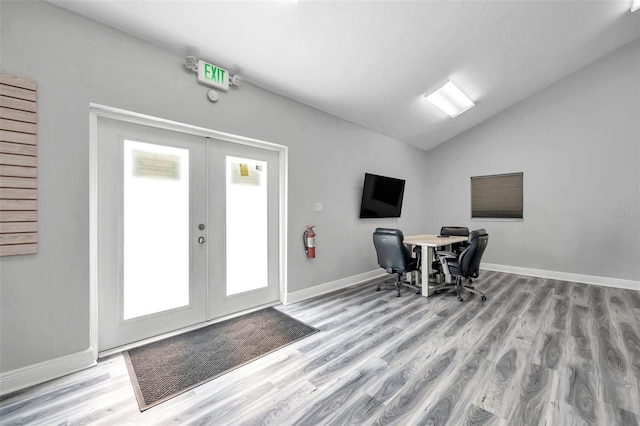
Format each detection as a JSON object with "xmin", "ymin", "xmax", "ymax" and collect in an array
[{"xmin": 207, "ymin": 89, "xmax": 219, "ymax": 102}]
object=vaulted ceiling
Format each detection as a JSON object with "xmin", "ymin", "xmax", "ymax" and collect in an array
[{"xmin": 48, "ymin": 0, "xmax": 640, "ymax": 151}]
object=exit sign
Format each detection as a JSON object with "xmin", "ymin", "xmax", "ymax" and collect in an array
[{"xmin": 197, "ymin": 60, "xmax": 229, "ymax": 90}]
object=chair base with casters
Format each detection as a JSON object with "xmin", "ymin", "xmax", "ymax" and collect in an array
[
  {"xmin": 376, "ymin": 271, "xmax": 421, "ymax": 297},
  {"xmin": 433, "ymin": 276, "xmax": 486, "ymax": 302}
]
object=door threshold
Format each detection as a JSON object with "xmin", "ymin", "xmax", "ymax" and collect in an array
[{"xmin": 98, "ymin": 301, "xmax": 281, "ymax": 358}]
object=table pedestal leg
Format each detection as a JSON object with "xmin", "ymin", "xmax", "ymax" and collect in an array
[{"xmin": 420, "ymin": 245, "xmax": 454, "ymax": 297}]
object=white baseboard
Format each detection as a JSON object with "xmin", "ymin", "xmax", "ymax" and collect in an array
[
  {"xmin": 0, "ymin": 348, "xmax": 96, "ymax": 396},
  {"xmin": 481, "ymin": 263, "xmax": 640, "ymax": 291},
  {"xmin": 284, "ymin": 270, "xmax": 386, "ymax": 304},
  {"xmin": 3, "ymin": 265, "xmax": 635, "ymax": 397},
  {"xmin": 0, "ymin": 269, "xmax": 385, "ymax": 395},
  {"xmin": 285, "ymin": 264, "xmax": 640, "ymax": 306}
]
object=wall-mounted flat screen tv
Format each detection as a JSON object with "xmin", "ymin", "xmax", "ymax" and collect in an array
[{"xmin": 359, "ymin": 173, "xmax": 406, "ymax": 218}]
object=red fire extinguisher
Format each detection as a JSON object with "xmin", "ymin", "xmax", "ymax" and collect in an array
[{"xmin": 304, "ymin": 226, "xmax": 316, "ymax": 258}]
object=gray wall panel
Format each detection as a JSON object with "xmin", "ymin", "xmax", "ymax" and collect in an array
[
  {"xmin": 0, "ymin": 1, "xmax": 429, "ymax": 372},
  {"xmin": 421, "ymin": 38, "xmax": 640, "ymax": 281}
]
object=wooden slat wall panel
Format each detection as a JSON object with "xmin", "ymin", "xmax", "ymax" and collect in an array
[
  {"xmin": 0, "ymin": 96, "xmax": 37, "ymax": 113},
  {"xmin": 0, "ymin": 73, "xmax": 37, "ymax": 91},
  {"xmin": 0, "ymin": 211, "xmax": 38, "ymax": 222},
  {"xmin": 0, "ymin": 141, "xmax": 37, "ymax": 156},
  {"xmin": 0, "ymin": 130, "xmax": 37, "ymax": 145},
  {"xmin": 0, "ymin": 222, "xmax": 37, "ymax": 233},
  {"xmin": 0, "ymin": 119, "xmax": 37, "ymax": 134},
  {"xmin": 0, "ymin": 153, "xmax": 37, "ymax": 167},
  {"xmin": 0, "ymin": 199, "xmax": 37, "ymax": 211},
  {"xmin": 0, "ymin": 188, "xmax": 38, "ymax": 199},
  {"xmin": 0, "ymin": 165, "xmax": 37, "ymax": 178},
  {"xmin": 0, "ymin": 176, "xmax": 37, "ymax": 188},
  {"xmin": 0, "ymin": 73, "xmax": 37, "ymax": 256},
  {"xmin": 0, "ymin": 233, "xmax": 37, "ymax": 245},
  {"xmin": 0, "ymin": 244, "xmax": 37, "ymax": 256},
  {"xmin": 0, "ymin": 107, "xmax": 37, "ymax": 124},
  {"xmin": 0, "ymin": 85, "xmax": 37, "ymax": 103}
]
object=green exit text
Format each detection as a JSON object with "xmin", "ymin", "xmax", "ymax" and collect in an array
[{"xmin": 204, "ymin": 63, "xmax": 226, "ymax": 84}]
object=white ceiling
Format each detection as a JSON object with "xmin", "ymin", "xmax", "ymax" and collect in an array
[{"xmin": 48, "ymin": 0, "xmax": 640, "ymax": 151}]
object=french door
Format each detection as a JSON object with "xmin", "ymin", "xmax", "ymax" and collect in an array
[
  {"xmin": 207, "ymin": 140, "xmax": 279, "ymax": 318},
  {"xmin": 97, "ymin": 117, "xmax": 280, "ymax": 351}
]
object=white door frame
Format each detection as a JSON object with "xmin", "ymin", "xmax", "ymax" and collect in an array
[{"xmin": 89, "ymin": 103, "xmax": 288, "ymax": 360}]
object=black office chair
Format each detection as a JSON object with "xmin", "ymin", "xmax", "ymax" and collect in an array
[
  {"xmin": 440, "ymin": 226, "xmax": 470, "ymax": 254},
  {"xmin": 432, "ymin": 229, "xmax": 489, "ymax": 302},
  {"xmin": 372, "ymin": 228, "xmax": 421, "ymax": 297}
]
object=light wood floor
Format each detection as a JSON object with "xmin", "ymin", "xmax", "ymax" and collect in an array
[{"xmin": 2, "ymin": 271, "xmax": 640, "ymax": 425}]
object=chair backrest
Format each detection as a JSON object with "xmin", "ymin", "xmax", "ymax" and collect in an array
[
  {"xmin": 458, "ymin": 229, "xmax": 489, "ymax": 277},
  {"xmin": 440, "ymin": 226, "xmax": 470, "ymax": 237},
  {"xmin": 440, "ymin": 226, "xmax": 470, "ymax": 252},
  {"xmin": 372, "ymin": 228, "xmax": 412, "ymax": 273}
]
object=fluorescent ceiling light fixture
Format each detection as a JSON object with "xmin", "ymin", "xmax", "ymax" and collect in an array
[
  {"xmin": 425, "ymin": 80, "xmax": 475, "ymax": 118},
  {"xmin": 632, "ymin": 0, "xmax": 640, "ymax": 12}
]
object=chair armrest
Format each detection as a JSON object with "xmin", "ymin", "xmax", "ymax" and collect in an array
[
  {"xmin": 433, "ymin": 252, "xmax": 456, "ymax": 276},
  {"xmin": 435, "ymin": 251, "xmax": 457, "ymax": 259},
  {"xmin": 411, "ymin": 246, "xmax": 422, "ymax": 270}
]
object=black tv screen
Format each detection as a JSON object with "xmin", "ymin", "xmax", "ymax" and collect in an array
[{"xmin": 359, "ymin": 173, "xmax": 405, "ymax": 218}]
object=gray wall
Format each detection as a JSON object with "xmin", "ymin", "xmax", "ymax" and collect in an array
[
  {"xmin": 421, "ymin": 38, "xmax": 640, "ymax": 281},
  {"xmin": 0, "ymin": 1, "xmax": 429, "ymax": 372},
  {"xmin": 2, "ymin": 0, "xmax": 638, "ymax": 377}
]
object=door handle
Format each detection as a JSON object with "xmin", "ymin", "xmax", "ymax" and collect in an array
[{"xmin": 198, "ymin": 236, "xmax": 206, "ymax": 244}]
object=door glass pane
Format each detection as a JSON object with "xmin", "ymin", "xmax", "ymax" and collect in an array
[
  {"xmin": 226, "ymin": 156, "xmax": 268, "ymax": 296},
  {"xmin": 123, "ymin": 140, "xmax": 190, "ymax": 319}
]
